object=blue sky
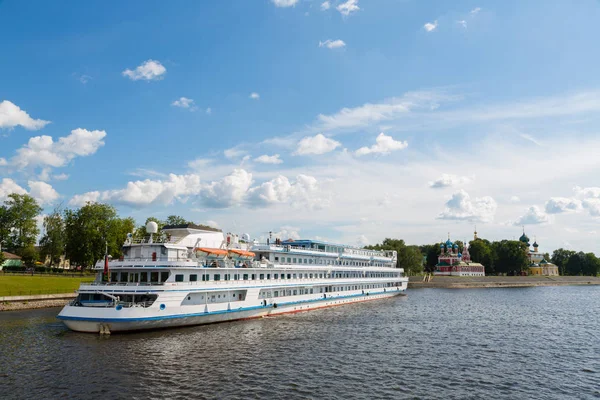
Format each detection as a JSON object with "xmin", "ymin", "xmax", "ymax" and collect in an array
[{"xmin": 2, "ymin": 0, "xmax": 600, "ymax": 253}]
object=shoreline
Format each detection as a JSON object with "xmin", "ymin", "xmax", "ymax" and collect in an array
[{"xmin": 408, "ymin": 275, "xmax": 600, "ymax": 289}]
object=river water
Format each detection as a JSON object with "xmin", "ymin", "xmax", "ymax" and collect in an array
[{"xmin": 1, "ymin": 286, "xmax": 599, "ymax": 400}]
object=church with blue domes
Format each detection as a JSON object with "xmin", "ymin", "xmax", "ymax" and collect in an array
[{"xmin": 434, "ymin": 236, "xmax": 485, "ymax": 276}]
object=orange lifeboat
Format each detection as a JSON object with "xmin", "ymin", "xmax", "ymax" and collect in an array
[
  {"xmin": 228, "ymin": 249, "xmax": 256, "ymax": 260},
  {"xmin": 194, "ymin": 247, "xmax": 228, "ymax": 259}
]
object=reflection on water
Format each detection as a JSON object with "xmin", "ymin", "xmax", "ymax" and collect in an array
[{"xmin": 1, "ymin": 286, "xmax": 599, "ymax": 399}]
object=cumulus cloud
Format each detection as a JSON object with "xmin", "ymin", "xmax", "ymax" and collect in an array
[
  {"xmin": 437, "ymin": 189, "xmax": 497, "ymax": 222},
  {"xmin": 247, "ymin": 174, "xmax": 329, "ymax": 209},
  {"xmin": 424, "ymin": 20, "xmax": 438, "ymax": 32},
  {"xmin": 28, "ymin": 181, "xmax": 60, "ymax": 205},
  {"xmin": 171, "ymin": 97, "xmax": 197, "ymax": 110},
  {"xmin": 337, "ymin": 0, "xmax": 359, "ymax": 16},
  {"xmin": 321, "ymin": 1, "xmax": 330, "ymax": 10},
  {"xmin": 429, "ymin": 174, "xmax": 471, "ymax": 189},
  {"xmin": 545, "ymin": 197, "xmax": 583, "ymax": 214},
  {"xmin": 271, "ymin": 0, "xmax": 298, "ymax": 7},
  {"xmin": 457, "ymin": 20, "xmax": 467, "ymax": 28},
  {"xmin": 294, "ymin": 133, "xmax": 341, "ymax": 155},
  {"xmin": 0, "ymin": 100, "xmax": 50, "ymax": 130},
  {"xmin": 70, "ymin": 173, "xmax": 202, "ymax": 208},
  {"xmin": 514, "ymin": 206, "xmax": 549, "ymax": 225},
  {"xmin": 319, "ymin": 39, "xmax": 346, "ymax": 49},
  {"xmin": 355, "ymin": 133, "xmax": 408, "ymax": 156},
  {"xmin": 10, "ymin": 128, "xmax": 106, "ymax": 171},
  {"xmin": 199, "ymin": 169, "xmax": 254, "ymax": 208},
  {"xmin": 254, "ymin": 154, "xmax": 283, "ymax": 164},
  {"xmin": 0, "ymin": 178, "xmax": 59, "ymax": 205},
  {"xmin": 249, "ymin": 92, "xmax": 260, "ymax": 100},
  {"xmin": 0, "ymin": 158, "xmax": 7, "ymax": 166},
  {"xmin": 470, "ymin": 7, "xmax": 481, "ymax": 15},
  {"xmin": 223, "ymin": 147, "xmax": 248, "ymax": 160},
  {"xmin": 122, "ymin": 60, "xmax": 166, "ymax": 81}
]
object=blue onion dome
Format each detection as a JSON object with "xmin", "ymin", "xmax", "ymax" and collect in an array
[
  {"xmin": 540, "ymin": 259, "xmax": 548, "ymax": 264},
  {"xmin": 453, "ymin": 243, "xmax": 458, "ymax": 249},
  {"xmin": 445, "ymin": 239, "xmax": 453, "ymax": 247},
  {"xmin": 440, "ymin": 243, "xmax": 444, "ymax": 248},
  {"xmin": 533, "ymin": 241, "xmax": 539, "ymax": 248},
  {"xmin": 519, "ymin": 233, "xmax": 530, "ymax": 243},
  {"xmin": 457, "ymin": 253, "xmax": 462, "ymax": 257}
]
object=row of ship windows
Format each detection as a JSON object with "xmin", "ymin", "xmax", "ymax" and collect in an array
[
  {"xmin": 273, "ymin": 256, "xmax": 390, "ymax": 267},
  {"xmin": 174, "ymin": 271, "xmax": 400, "ymax": 282},
  {"xmin": 258, "ymin": 283, "xmax": 395, "ymax": 298}
]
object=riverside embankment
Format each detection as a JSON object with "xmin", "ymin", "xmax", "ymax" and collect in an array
[{"xmin": 408, "ymin": 275, "xmax": 600, "ymax": 289}]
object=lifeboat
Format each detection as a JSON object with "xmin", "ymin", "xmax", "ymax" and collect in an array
[
  {"xmin": 194, "ymin": 247, "xmax": 228, "ymax": 259},
  {"xmin": 227, "ymin": 249, "xmax": 256, "ymax": 260}
]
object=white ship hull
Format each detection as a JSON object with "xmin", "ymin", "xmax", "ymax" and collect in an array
[{"xmin": 58, "ymin": 287, "xmax": 406, "ymax": 333}]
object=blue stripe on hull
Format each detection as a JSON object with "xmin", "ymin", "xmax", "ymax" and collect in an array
[{"xmin": 58, "ymin": 289, "xmax": 405, "ymax": 323}]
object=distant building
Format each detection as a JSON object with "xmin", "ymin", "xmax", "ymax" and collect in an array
[
  {"xmin": 519, "ymin": 230, "xmax": 559, "ymax": 276},
  {"xmin": 434, "ymin": 237, "xmax": 485, "ymax": 276},
  {"xmin": 1, "ymin": 251, "xmax": 22, "ymax": 270}
]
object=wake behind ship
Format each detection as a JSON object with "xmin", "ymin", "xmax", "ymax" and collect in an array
[{"xmin": 57, "ymin": 223, "xmax": 408, "ymax": 333}]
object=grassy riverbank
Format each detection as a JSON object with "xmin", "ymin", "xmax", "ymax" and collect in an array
[
  {"xmin": 408, "ymin": 275, "xmax": 600, "ymax": 289},
  {"xmin": 0, "ymin": 275, "xmax": 94, "ymax": 297}
]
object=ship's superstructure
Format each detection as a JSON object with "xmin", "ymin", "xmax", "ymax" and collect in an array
[{"xmin": 58, "ymin": 223, "xmax": 408, "ymax": 333}]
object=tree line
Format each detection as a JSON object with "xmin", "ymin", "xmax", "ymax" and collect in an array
[
  {"xmin": 0, "ymin": 193, "xmax": 195, "ymax": 270},
  {"xmin": 367, "ymin": 237, "xmax": 600, "ymax": 276}
]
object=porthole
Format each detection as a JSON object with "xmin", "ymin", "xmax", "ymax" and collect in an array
[{"xmin": 188, "ymin": 296, "xmax": 191, "ymax": 300}]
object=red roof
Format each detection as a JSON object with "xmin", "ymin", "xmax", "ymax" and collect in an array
[{"xmin": 2, "ymin": 251, "xmax": 21, "ymax": 260}]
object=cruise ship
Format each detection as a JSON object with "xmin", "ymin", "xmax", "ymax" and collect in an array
[{"xmin": 57, "ymin": 223, "xmax": 408, "ymax": 333}]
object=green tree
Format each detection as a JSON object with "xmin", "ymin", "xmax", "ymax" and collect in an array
[
  {"xmin": 420, "ymin": 243, "xmax": 441, "ymax": 273},
  {"xmin": 583, "ymin": 253, "xmax": 600, "ymax": 276},
  {"xmin": 65, "ymin": 203, "xmax": 134, "ymax": 268},
  {"xmin": 551, "ymin": 248, "xmax": 576, "ymax": 276},
  {"xmin": 39, "ymin": 206, "xmax": 66, "ymax": 266},
  {"xmin": 20, "ymin": 244, "xmax": 39, "ymax": 268},
  {"xmin": 366, "ymin": 238, "xmax": 424, "ymax": 275},
  {"xmin": 468, "ymin": 239, "xmax": 496, "ymax": 274},
  {"xmin": 4, "ymin": 194, "xmax": 42, "ymax": 254},
  {"xmin": 0, "ymin": 205, "xmax": 12, "ymax": 252},
  {"xmin": 164, "ymin": 215, "xmax": 190, "ymax": 226},
  {"xmin": 492, "ymin": 240, "xmax": 529, "ymax": 275},
  {"xmin": 565, "ymin": 252, "xmax": 586, "ymax": 276}
]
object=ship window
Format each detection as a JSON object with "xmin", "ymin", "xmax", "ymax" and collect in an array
[
  {"xmin": 274, "ymin": 291, "xmax": 279, "ymax": 297},
  {"xmin": 287, "ymin": 258, "xmax": 291, "ymax": 263},
  {"xmin": 190, "ymin": 274, "xmax": 198, "ymax": 282},
  {"xmin": 140, "ymin": 272, "xmax": 148, "ymax": 282},
  {"xmin": 251, "ymin": 274, "xmax": 256, "ymax": 280},
  {"xmin": 274, "ymin": 273, "xmax": 279, "ymax": 279},
  {"xmin": 243, "ymin": 274, "xmax": 248, "ymax": 280},
  {"xmin": 111, "ymin": 272, "xmax": 118, "ymax": 282},
  {"xmin": 304, "ymin": 259, "xmax": 308, "ymax": 264},
  {"xmin": 260, "ymin": 274, "xmax": 265, "ymax": 280},
  {"xmin": 214, "ymin": 274, "xmax": 221, "ymax": 281},
  {"xmin": 293, "ymin": 258, "xmax": 297, "ymax": 263},
  {"xmin": 309, "ymin": 259, "xmax": 313, "ymax": 264},
  {"xmin": 161, "ymin": 272, "xmax": 169, "ymax": 282},
  {"xmin": 287, "ymin": 274, "xmax": 291, "ymax": 279},
  {"xmin": 161, "ymin": 247, "xmax": 167, "ymax": 255},
  {"xmin": 175, "ymin": 274, "xmax": 184, "ymax": 282},
  {"xmin": 267, "ymin": 274, "xmax": 271, "ymax": 279},
  {"xmin": 121, "ymin": 272, "xmax": 128, "ymax": 282},
  {"xmin": 293, "ymin": 290, "xmax": 297, "ymax": 295},
  {"xmin": 310, "ymin": 288, "xmax": 313, "ymax": 294},
  {"xmin": 275, "ymin": 257, "xmax": 279, "ymax": 261},
  {"xmin": 224, "ymin": 274, "xmax": 230, "ymax": 281}
]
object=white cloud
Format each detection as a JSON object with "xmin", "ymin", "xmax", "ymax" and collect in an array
[
  {"xmin": 247, "ymin": 174, "xmax": 329, "ymax": 209},
  {"xmin": 357, "ymin": 234, "xmax": 370, "ymax": 246},
  {"xmin": 200, "ymin": 169, "xmax": 254, "ymax": 208},
  {"xmin": 206, "ymin": 107, "xmax": 212, "ymax": 115},
  {"xmin": 28, "ymin": 181, "xmax": 59, "ymax": 205},
  {"xmin": 520, "ymin": 133, "xmax": 543, "ymax": 146},
  {"xmin": 316, "ymin": 90, "xmax": 454, "ymax": 131},
  {"xmin": 250, "ymin": 92, "xmax": 260, "ymax": 100},
  {"xmin": 254, "ymin": 154, "xmax": 283, "ymax": 164},
  {"xmin": 437, "ymin": 189, "xmax": 497, "ymax": 222},
  {"xmin": 70, "ymin": 173, "xmax": 202, "ymax": 208},
  {"xmin": 337, "ymin": 0, "xmax": 359, "ymax": 16},
  {"xmin": 0, "ymin": 158, "xmax": 7, "ymax": 166},
  {"xmin": 514, "ymin": 206, "xmax": 549, "ymax": 225},
  {"xmin": 321, "ymin": 1, "xmax": 330, "ymax": 10},
  {"xmin": 424, "ymin": 20, "xmax": 438, "ymax": 32},
  {"xmin": 0, "ymin": 100, "xmax": 50, "ymax": 130},
  {"xmin": 294, "ymin": 133, "xmax": 341, "ymax": 155},
  {"xmin": 203, "ymin": 220, "xmax": 220, "ymax": 229},
  {"xmin": 271, "ymin": 0, "xmax": 298, "ymax": 7},
  {"xmin": 583, "ymin": 199, "xmax": 600, "ymax": 217},
  {"xmin": 0, "ymin": 178, "xmax": 27, "ymax": 201},
  {"xmin": 545, "ymin": 197, "xmax": 582, "ymax": 214},
  {"xmin": 224, "ymin": 147, "xmax": 248, "ymax": 160},
  {"xmin": 429, "ymin": 174, "xmax": 471, "ymax": 189},
  {"xmin": 122, "ymin": 60, "xmax": 166, "ymax": 81},
  {"xmin": 319, "ymin": 39, "xmax": 346, "ymax": 49},
  {"xmin": 171, "ymin": 97, "xmax": 197, "ymax": 111},
  {"xmin": 470, "ymin": 7, "xmax": 481, "ymax": 15},
  {"xmin": 0, "ymin": 178, "xmax": 59, "ymax": 205},
  {"xmin": 10, "ymin": 128, "xmax": 106, "ymax": 171},
  {"xmin": 573, "ymin": 186, "xmax": 600, "ymax": 199},
  {"xmin": 355, "ymin": 133, "xmax": 408, "ymax": 156},
  {"xmin": 53, "ymin": 173, "xmax": 69, "ymax": 181},
  {"xmin": 510, "ymin": 196, "xmax": 521, "ymax": 203},
  {"xmin": 457, "ymin": 20, "xmax": 467, "ymax": 28}
]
